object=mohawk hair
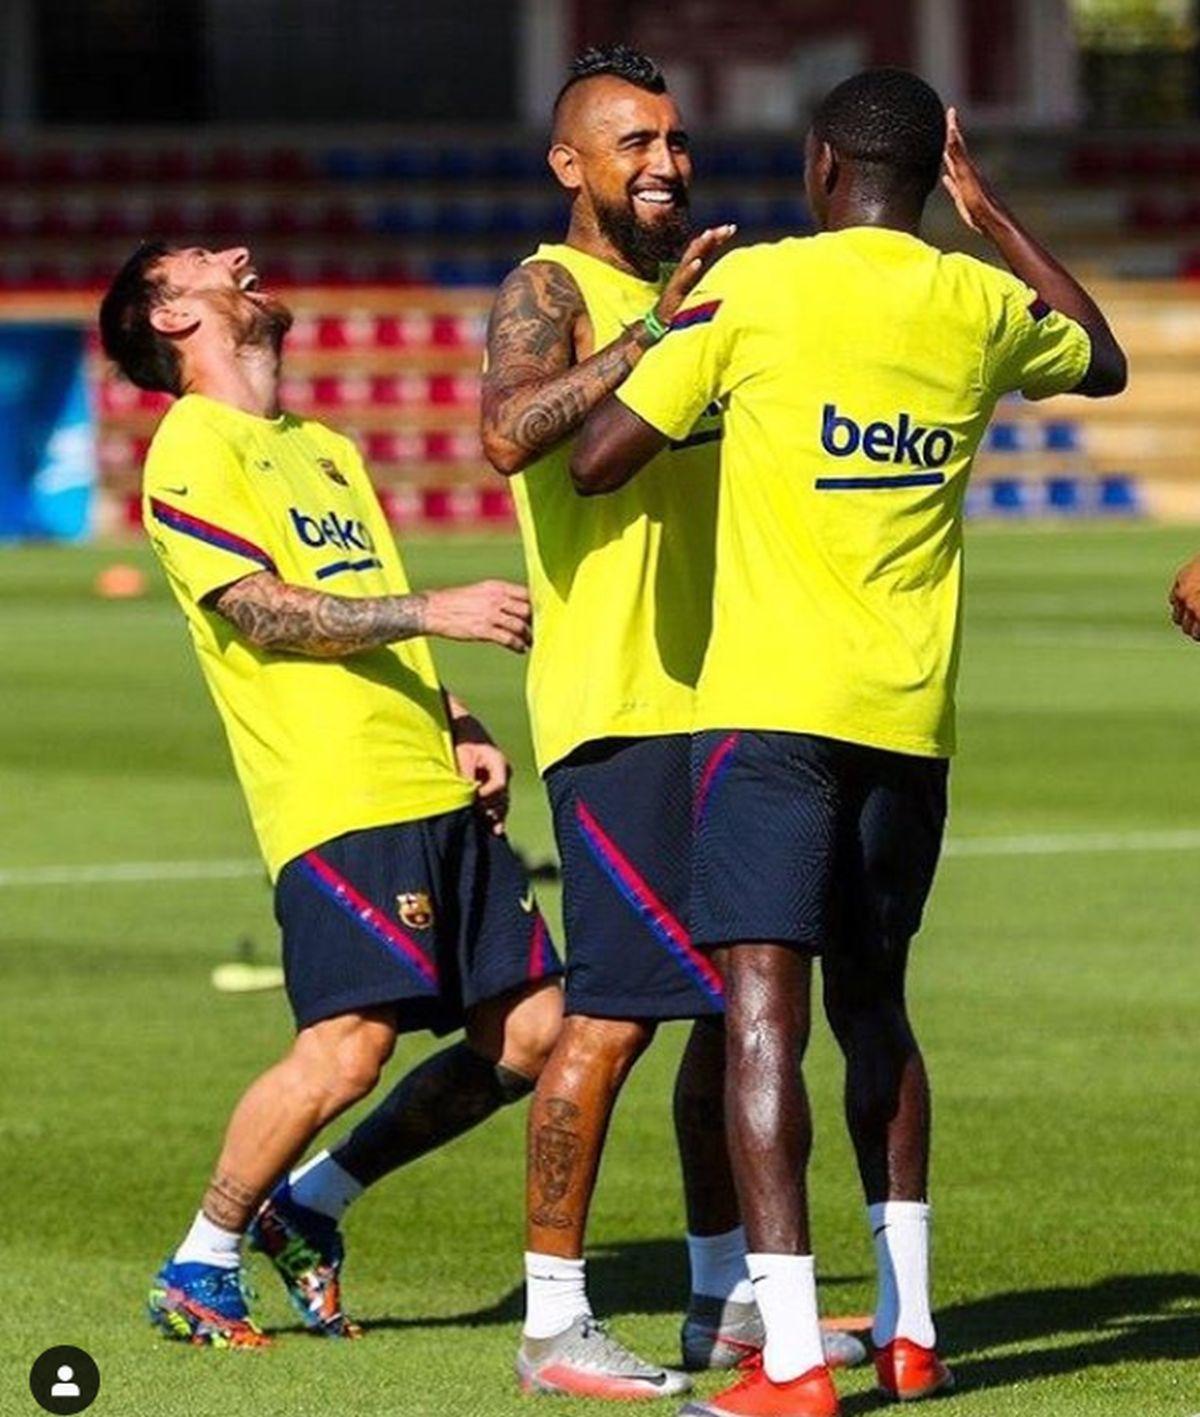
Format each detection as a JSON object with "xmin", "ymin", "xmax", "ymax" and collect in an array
[
  {"xmin": 555, "ymin": 43, "xmax": 667, "ymax": 110},
  {"xmin": 812, "ymin": 68, "xmax": 947, "ymax": 200}
]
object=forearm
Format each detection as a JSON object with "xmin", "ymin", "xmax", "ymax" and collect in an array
[
  {"xmin": 483, "ymin": 322, "xmax": 655, "ymax": 474},
  {"xmin": 571, "ymin": 394, "xmax": 669, "ymax": 495},
  {"xmin": 981, "ymin": 207, "xmax": 1110, "ymax": 336},
  {"xmin": 213, "ymin": 573, "xmax": 426, "ymax": 658}
]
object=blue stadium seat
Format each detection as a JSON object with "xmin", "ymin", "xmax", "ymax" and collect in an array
[
  {"xmin": 1098, "ymin": 475, "xmax": 1142, "ymax": 514},
  {"xmin": 434, "ymin": 148, "xmax": 482, "ymax": 181},
  {"xmin": 1045, "ymin": 476, "xmax": 1083, "ymax": 512},
  {"xmin": 379, "ymin": 147, "xmax": 438, "ymax": 181},
  {"xmin": 768, "ymin": 144, "xmax": 806, "ymax": 178},
  {"xmin": 987, "ymin": 424, "xmax": 1022, "ymax": 452},
  {"xmin": 491, "ymin": 145, "xmax": 544, "ymax": 181},
  {"xmin": 990, "ymin": 478, "xmax": 1030, "ymax": 513},
  {"xmin": 1044, "ymin": 421, "xmax": 1081, "ymax": 452},
  {"xmin": 324, "ymin": 148, "xmax": 378, "ymax": 182}
]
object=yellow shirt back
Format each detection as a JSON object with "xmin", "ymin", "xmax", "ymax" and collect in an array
[
  {"xmin": 508, "ymin": 243, "xmax": 721, "ymax": 774},
  {"xmin": 143, "ymin": 394, "xmax": 472, "ymax": 878},
  {"xmin": 618, "ymin": 229, "xmax": 1091, "ymax": 758}
]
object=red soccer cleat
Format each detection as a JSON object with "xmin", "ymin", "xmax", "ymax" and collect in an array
[
  {"xmin": 873, "ymin": 1339, "xmax": 955, "ymax": 1402},
  {"xmin": 680, "ymin": 1359, "xmax": 840, "ymax": 1417}
]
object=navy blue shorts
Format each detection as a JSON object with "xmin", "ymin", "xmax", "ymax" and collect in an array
[
  {"xmin": 275, "ymin": 807, "xmax": 561, "ymax": 1033},
  {"xmin": 691, "ymin": 730, "xmax": 948, "ymax": 956},
  {"xmin": 546, "ymin": 734, "xmax": 725, "ymax": 1020}
]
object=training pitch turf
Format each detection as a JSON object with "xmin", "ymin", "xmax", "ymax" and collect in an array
[{"xmin": 2, "ymin": 525, "xmax": 1198, "ymax": 1417}]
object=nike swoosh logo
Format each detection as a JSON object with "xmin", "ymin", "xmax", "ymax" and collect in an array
[
  {"xmin": 519, "ymin": 891, "xmax": 535, "ymax": 913},
  {"xmin": 161, "ymin": 485, "xmax": 188, "ymax": 496}
]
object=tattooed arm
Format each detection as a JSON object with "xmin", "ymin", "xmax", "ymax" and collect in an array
[
  {"xmin": 208, "ymin": 573, "xmax": 532, "ymax": 657},
  {"xmin": 480, "ymin": 261, "xmax": 655, "ymax": 477},
  {"xmin": 481, "ymin": 227, "xmax": 737, "ymax": 476}
]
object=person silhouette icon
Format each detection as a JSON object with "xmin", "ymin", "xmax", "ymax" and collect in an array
[{"xmin": 50, "ymin": 1366, "xmax": 80, "ymax": 1398}]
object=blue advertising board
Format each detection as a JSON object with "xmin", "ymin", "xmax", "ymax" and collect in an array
[{"xmin": 0, "ymin": 325, "xmax": 96, "ymax": 541}]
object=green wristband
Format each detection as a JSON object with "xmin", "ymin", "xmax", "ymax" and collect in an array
[{"xmin": 641, "ymin": 307, "xmax": 669, "ymax": 343}]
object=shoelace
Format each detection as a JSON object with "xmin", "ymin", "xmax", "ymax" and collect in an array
[{"xmin": 576, "ymin": 1318, "xmax": 659, "ymax": 1376}]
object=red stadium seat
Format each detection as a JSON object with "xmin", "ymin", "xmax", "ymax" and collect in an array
[{"xmin": 264, "ymin": 147, "xmax": 312, "ymax": 181}]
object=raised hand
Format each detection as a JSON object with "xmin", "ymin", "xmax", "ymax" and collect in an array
[
  {"xmin": 941, "ymin": 107, "xmax": 1007, "ymax": 237},
  {"xmin": 424, "ymin": 580, "xmax": 532, "ymax": 653},
  {"xmin": 654, "ymin": 224, "xmax": 737, "ymax": 327}
]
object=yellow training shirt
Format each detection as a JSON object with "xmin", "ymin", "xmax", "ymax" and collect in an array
[
  {"xmin": 143, "ymin": 393, "xmax": 472, "ymax": 878},
  {"xmin": 618, "ymin": 229, "xmax": 1092, "ymax": 758},
  {"xmin": 508, "ymin": 243, "xmax": 721, "ymax": 773}
]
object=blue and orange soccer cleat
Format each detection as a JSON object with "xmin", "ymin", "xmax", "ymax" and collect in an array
[
  {"xmin": 148, "ymin": 1258, "xmax": 270, "ymax": 1348},
  {"xmin": 247, "ymin": 1182, "xmax": 362, "ymax": 1339}
]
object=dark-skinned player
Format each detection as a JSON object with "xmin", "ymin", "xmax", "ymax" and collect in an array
[
  {"xmin": 572, "ymin": 70, "xmax": 1125, "ymax": 1417},
  {"xmin": 481, "ymin": 44, "xmax": 864, "ymax": 1400}
]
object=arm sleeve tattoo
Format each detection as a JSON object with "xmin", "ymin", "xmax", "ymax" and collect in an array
[
  {"xmin": 481, "ymin": 260, "xmax": 656, "ymax": 474},
  {"xmin": 210, "ymin": 572, "xmax": 427, "ymax": 658}
]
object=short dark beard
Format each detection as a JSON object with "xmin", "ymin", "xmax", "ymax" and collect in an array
[
  {"xmin": 594, "ymin": 192, "xmax": 691, "ymax": 281},
  {"xmin": 218, "ymin": 289, "xmax": 294, "ymax": 357}
]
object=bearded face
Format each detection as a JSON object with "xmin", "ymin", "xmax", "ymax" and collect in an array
[
  {"xmin": 592, "ymin": 180, "xmax": 691, "ymax": 279},
  {"xmin": 212, "ymin": 285, "xmax": 294, "ymax": 357}
]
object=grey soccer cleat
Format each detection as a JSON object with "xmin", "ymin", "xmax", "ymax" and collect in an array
[
  {"xmin": 517, "ymin": 1313, "xmax": 693, "ymax": 1399},
  {"xmin": 681, "ymin": 1295, "xmax": 868, "ymax": 1372}
]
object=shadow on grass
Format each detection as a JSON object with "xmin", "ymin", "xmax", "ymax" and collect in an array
[
  {"xmin": 836, "ymin": 1271, "xmax": 1200, "ymax": 1414},
  {"xmin": 266, "ymin": 1237, "xmax": 864, "ymax": 1337},
  {"xmin": 940, "ymin": 1271, "xmax": 1200, "ymax": 1389},
  {"xmin": 266, "ymin": 1246, "xmax": 1199, "ymax": 1404}
]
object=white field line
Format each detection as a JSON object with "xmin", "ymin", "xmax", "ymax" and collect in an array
[
  {"xmin": 0, "ymin": 858, "xmax": 263, "ymax": 887},
  {"xmin": 942, "ymin": 828, "xmax": 1200, "ymax": 858},
  {"xmin": 2, "ymin": 828, "xmax": 1200, "ymax": 888}
]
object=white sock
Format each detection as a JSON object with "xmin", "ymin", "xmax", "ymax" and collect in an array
[
  {"xmin": 174, "ymin": 1210, "xmax": 241, "ymax": 1270},
  {"xmin": 747, "ymin": 1252, "xmax": 825, "ymax": 1382},
  {"xmin": 523, "ymin": 1252, "xmax": 592, "ymax": 1340},
  {"xmin": 288, "ymin": 1150, "xmax": 364, "ymax": 1222},
  {"xmin": 869, "ymin": 1201, "xmax": 936, "ymax": 1349},
  {"xmin": 688, "ymin": 1225, "xmax": 754, "ymax": 1304}
]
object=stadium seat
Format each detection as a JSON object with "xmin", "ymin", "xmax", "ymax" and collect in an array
[
  {"xmin": 989, "ymin": 479, "xmax": 1031, "ymax": 514},
  {"xmin": 1098, "ymin": 475, "xmax": 1141, "ymax": 513},
  {"xmin": 1044, "ymin": 422, "xmax": 1082, "ymax": 453},
  {"xmin": 1045, "ymin": 477, "xmax": 1083, "ymax": 512}
]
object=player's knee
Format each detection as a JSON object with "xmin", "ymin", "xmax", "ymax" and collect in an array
[
  {"xmin": 563, "ymin": 1014, "xmax": 656, "ymax": 1081},
  {"xmin": 469, "ymin": 980, "xmax": 564, "ymax": 1078},
  {"xmin": 298, "ymin": 1020, "xmax": 395, "ymax": 1108},
  {"xmin": 498, "ymin": 993, "xmax": 563, "ymax": 1080},
  {"xmin": 825, "ymin": 992, "xmax": 912, "ymax": 1055}
]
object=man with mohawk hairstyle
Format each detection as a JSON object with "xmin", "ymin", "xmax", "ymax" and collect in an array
[{"xmin": 483, "ymin": 45, "xmax": 864, "ymax": 1400}]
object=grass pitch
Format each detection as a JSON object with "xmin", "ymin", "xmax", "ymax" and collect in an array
[{"xmin": 2, "ymin": 525, "xmax": 1199, "ymax": 1417}]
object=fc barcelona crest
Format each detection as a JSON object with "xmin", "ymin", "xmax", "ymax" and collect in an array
[
  {"xmin": 317, "ymin": 457, "xmax": 349, "ymax": 487},
  {"xmin": 396, "ymin": 891, "xmax": 434, "ymax": 930}
]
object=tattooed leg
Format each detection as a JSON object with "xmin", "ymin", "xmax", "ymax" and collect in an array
[
  {"xmin": 199, "ymin": 1008, "xmax": 398, "ymax": 1232},
  {"xmin": 526, "ymin": 1015, "xmax": 656, "ymax": 1256}
]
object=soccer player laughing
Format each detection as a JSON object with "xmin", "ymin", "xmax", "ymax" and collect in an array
[
  {"xmin": 573, "ymin": 70, "xmax": 1125, "ymax": 1417},
  {"xmin": 99, "ymin": 242, "xmax": 564, "ymax": 1350}
]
